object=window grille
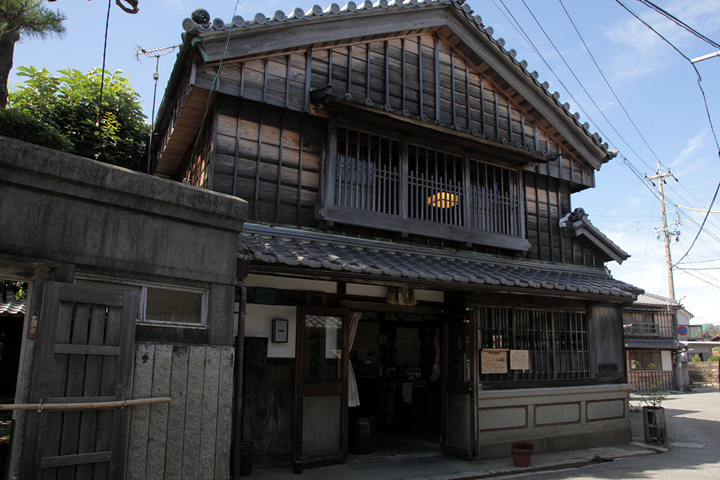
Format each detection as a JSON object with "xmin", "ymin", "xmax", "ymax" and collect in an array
[
  {"xmin": 623, "ymin": 311, "xmax": 673, "ymax": 337},
  {"xmin": 335, "ymin": 128, "xmax": 400, "ymax": 215},
  {"xmin": 76, "ymin": 278, "xmax": 206, "ymax": 327},
  {"xmin": 628, "ymin": 350, "xmax": 662, "ymax": 370},
  {"xmin": 334, "ymin": 126, "xmax": 521, "ymax": 236},
  {"xmin": 478, "ymin": 307, "xmax": 589, "ymax": 382}
]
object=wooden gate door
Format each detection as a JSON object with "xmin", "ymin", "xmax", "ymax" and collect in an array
[
  {"xmin": 293, "ymin": 307, "xmax": 349, "ymax": 472},
  {"xmin": 22, "ymin": 281, "xmax": 138, "ymax": 479},
  {"xmin": 441, "ymin": 310, "xmax": 477, "ymax": 459}
]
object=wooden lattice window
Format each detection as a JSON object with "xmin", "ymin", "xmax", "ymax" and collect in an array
[
  {"xmin": 332, "ymin": 126, "xmax": 523, "ymax": 241},
  {"xmin": 478, "ymin": 307, "xmax": 589, "ymax": 382},
  {"xmin": 335, "ymin": 127, "xmax": 400, "ymax": 215},
  {"xmin": 628, "ymin": 350, "xmax": 662, "ymax": 370}
]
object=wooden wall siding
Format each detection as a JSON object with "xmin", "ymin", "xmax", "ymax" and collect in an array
[
  {"xmin": 155, "ymin": 66, "xmax": 198, "ymax": 176},
  {"xmin": 211, "ymin": 98, "xmax": 322, "ymax": 225},
  {"xmin": 181, "ymin": 116, "xmax": 215, "ymax": 188},
  {"xmin": 524, "ymin": 171, "xmax": 597, "ymax": 266},
  {"xmin": 205, "ymin": 33, "xmax": 595, "ymax": 190},
  {"xmin": 126, "ymin": 343, "xmax": 234, "ymax": 480}
]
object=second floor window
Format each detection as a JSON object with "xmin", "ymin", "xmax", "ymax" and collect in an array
[{"xmin": 332, "ymin": 126, "xmax": 523, "ymax": 244}]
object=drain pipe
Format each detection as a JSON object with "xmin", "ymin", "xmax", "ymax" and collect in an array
[{"xmin": 232, "ymin": 282, "xmax": 247, "ymax": 479}]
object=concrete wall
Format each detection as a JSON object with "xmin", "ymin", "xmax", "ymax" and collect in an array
[
  {"xmin": 0, "ymin": 137, "xmax": 247, "ymax": 479},
  {"xmin": 477, "ymin": 384, "xmax": 631, "ymax": 458}
]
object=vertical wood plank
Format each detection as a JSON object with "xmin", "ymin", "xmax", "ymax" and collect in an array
[
  {"xmin": 418, "ymin": 36, "xmax": 424, "ymax": 119},
  {"xmin": 164, "ymin": 345, "xmax": 189, "ymax": 480},
  {"xmin": 275, "ymin": 112, "xmax": 285, "ymax": 223},
  {"xmin": 347, "ymin": 45, "xmax": 353, "ymax": 98},
  {"xmin": 450, "ymin": 49, "xmax": 457, "ymax": 126},
  {"xmin": 75, "ymin": 305, "xmax": 107, "ymax": 480},
  {"xmin": 39, "ymin": 298, "xmax": 74, "ymax": 479},
  {"xmin": 214, "ymin": 347, "xmax": 234, "ymax": 480},
  {"xmin": 199, "ymin": 346, "xmax": 220, "ymax": 480},
  {"xmin": 182, "ymin": 346, "xmax": 206, "ymax": 480},
  {"xmin": 126, "ymin": 343, "xmax": 155, "ymax": 480},
  {"xmin": 401, "ymin": 38, "xmax": 406, "ymax": 113},
  {"xmin": 94, "ymin": 303, "xmax": 122, "ymax": 480},
  {"xmin": 384, "ymin": 40, "xmax": 390, "ymax": 107},
  {"xmin": 145, "ymin": 344, "xmax": 172, "ymax": 480},
  {"xmin": 479, "ymin": 78, "xmax": 486, "ymax": 136},
  {"xmin": 434, "ymin": 35, "xmax": 440, "ymax": 122},
  {"xmin": 57, "ymin": 303, "xmax": 91, "ymax": 480},
  {"xmin": 296, "ymin": 121, "xmax": 305, "ymax": 223},
  {"xmin": 304, "ymin": 48, "xmax": 312, "ymax": 112},
  {"xmin": 232, "ymin": 100, "xmax": 242, "ymax": 197},
  {"xmin": 465, "ymin": 63, "xmax": 471, "ymax": 131},
  {"xmin": 253, "ymin": 110, "xmax": 264, "ymax": 219}
]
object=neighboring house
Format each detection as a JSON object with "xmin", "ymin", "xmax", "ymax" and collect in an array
[
  {"xmin": 680, "ymin": 323, "xmax": 720, "ymax": 362},
  {"xmin": 150, "ymin": 0, "xmax": 641, "ymax": 472},
  {"xmin": 623, "ymin": 293, "xmax": 682, "ymax": 392},
  {"xmin": 0, "ymin": 299, "xmax": 25, "ymax": 398}
]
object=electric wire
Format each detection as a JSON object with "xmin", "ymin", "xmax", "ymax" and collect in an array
[
  {"xmin": 635, "ymin": 0, "xmax": 720, "ymax": 50},
  {"xmin": 556, "ymin": 0, "xmax": 663, "ymax": 167},
  {"xmin": 561, "ymin": 0, "xmax": 719, "ymax": 221},
  {"xmin": 98, "ymin": 0, "xmax": 112, "ymax": 126},
  {"xmin": 614, "ymin": 0, "xmax": 720, "ymax": 267},
  {"xmin": 493, "ymin": 0, "xmax": 605, "ymax": 138},
  {"xmin": 676, "ymin": 267, "xmax": 720, "ymax": 291}
]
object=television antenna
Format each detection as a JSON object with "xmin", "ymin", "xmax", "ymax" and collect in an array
[{"xmin": 135, "ymin": 44, "xmax": 179, "ymax": 172}]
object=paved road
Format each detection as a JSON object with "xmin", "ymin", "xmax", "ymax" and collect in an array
[{"xmin": 510, "ymin": 386, "xmax": 720, "ymax": 479}]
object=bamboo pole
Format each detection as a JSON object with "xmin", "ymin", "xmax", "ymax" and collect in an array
[{"xmin": 0, "ymin": 397, "xmax": 171, "ymax": 412}]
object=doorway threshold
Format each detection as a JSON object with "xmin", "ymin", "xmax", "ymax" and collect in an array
[{"xmin": 348, "ymin": 431, "xmax": 442, "ymax": 463}]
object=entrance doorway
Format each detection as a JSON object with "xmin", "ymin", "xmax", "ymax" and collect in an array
[
  {"xmin": 0, "ymin": 279, "xmax": 26, "ymax": 477},
  {"xmin": 348, "ymin": 311, "xmax": 443, "ymax": 457}
]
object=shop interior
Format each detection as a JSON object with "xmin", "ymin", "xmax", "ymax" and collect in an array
[{"xmin": 348, "ymin": 311, "xmax": 443, "ymax": 457}]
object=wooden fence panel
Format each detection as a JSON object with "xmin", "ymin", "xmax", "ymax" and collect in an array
[
  {"xmin": 125, "ymin": 344, "xmax": 235, "ymax": 480},
  {"xmin": 628, "ymin": 370, "xmax": 675, "ymax": 392}
]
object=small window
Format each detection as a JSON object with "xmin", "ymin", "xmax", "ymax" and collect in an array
[{"xmin": 75, "ymin": 277, "xmax": 207, "ymax": 327}]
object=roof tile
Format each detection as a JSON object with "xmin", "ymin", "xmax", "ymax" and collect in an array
[{"xmin": 240, "ymin": 224, "xmax": 641, "ymax": 298}]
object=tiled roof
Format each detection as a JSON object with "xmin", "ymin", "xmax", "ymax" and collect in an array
[
  {"xmin": 559, "ymin": 208, "xmax": 629, "ymax": 264},
  {"xmin": 181, "ymin": 0, "xmax": 610, "ymax": 155},
  {"xmin": 625, "ymin": 338, "xmax": 683, "ymax": 350},
  {"xmin": 631, "ymin": 293, "xmax": 681, "ymax": 309},
  {"xmin": 0, "ymin": 300, "xmax": 25, "ymax": 316},
  {"xmin": 239, "ymin": 224, "xmax": 641, "ymax": 298}
]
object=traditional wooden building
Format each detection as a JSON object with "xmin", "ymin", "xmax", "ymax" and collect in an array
[
  {"xmin": 152, "ymin": 0, "xmax": 641, "ymax": 473},
  {"xmin": 623, "ymin": 293, "xmax": 683, "ymax": 392}
]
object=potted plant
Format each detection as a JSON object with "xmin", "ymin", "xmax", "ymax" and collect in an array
[
  {"xmin": 640, "ymin": 380, "xmax": 667, "ymax": 445},
  {"xmin": 510, "ymin": 440, "xmax": 534, "ymax": 467}
]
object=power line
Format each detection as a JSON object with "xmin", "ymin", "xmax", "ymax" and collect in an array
[
  {"xmin": 614, "ymin": 0, "xmax": 720, "ymax": 268},
  {"xmin": 557, "ymin": 0, "xmax": 663, "ymax": 167},
  {"xmin": 635, "ymin": 0, "xmax": 720, "ymax": 50}
]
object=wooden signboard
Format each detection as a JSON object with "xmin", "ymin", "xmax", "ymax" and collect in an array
[
  {"xmin": 510, "ymin": 350, "xmax": 529, "ymax": 370},
  {"xmin": 481, "ymin": 349, "xmax": 508, "ymax": 374}
]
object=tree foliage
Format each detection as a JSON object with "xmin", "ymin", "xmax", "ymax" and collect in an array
[
  {"xmin": 0, "ymin": 0, "xmax": 65, "ymax": 107},
  {"xmin": 1, "ymin": 280, "xmax": 26, "ymax": 302},
  {"xmin": 9, "ymin": 66, "xmax": 150, "ymax": 171}
]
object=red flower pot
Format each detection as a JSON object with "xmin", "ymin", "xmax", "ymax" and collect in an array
[{"xmin": 511, "ymin": 447, "xmax": 533, "ymax": 467}]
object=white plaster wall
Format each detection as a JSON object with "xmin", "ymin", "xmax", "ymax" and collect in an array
[
  {"xmin": 661, "ymin": 350, "xmax": 673, "ymax": 371},
  {"xmin": 244, "ymin": 304, "xmax": 297, "ymax": 358},
  {"xmin": 244, "ymin": 274, "xmax": 337, "ymax": 293},
  {"xmin": 346, "ymin": 283, "xmax": 444, "ymax": 302}
]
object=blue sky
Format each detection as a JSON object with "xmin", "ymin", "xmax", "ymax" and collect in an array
[{"xmin": 12, "ymin": 0, "xmax": 720, "ymax": 324}]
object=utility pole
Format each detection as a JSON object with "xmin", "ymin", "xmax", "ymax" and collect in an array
[
  {"xmin": 646, "ymin": 162, "xmax": 680, "ymax": 300},
  {"xmin": 646, "ymin": 162, "xmax": 685, "ymax": 390}
]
